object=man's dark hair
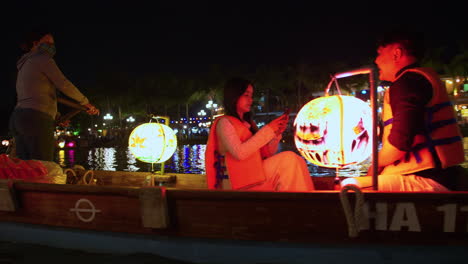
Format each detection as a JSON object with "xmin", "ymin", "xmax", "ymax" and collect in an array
[
  {"xmin": 19, "ymin": 27, "xmax": 52, "ymax": 52},
  {"xmin": 376, "ymin": 29, "xmax": 426, "ymax": 60}
]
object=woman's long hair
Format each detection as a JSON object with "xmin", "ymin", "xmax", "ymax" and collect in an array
[{"xmin": 223, "ymin": 77, "xmax": 259, "ymax": 134}]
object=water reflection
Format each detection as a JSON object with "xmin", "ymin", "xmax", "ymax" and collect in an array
[
  {"xmin": 56, "ymin": 138, "xmax": 468, "ymax": 176},
  {"xmin": 87, "ymin": 148, "xmax": 118, "ymax": 171},
  {"xmin": 57, "ymin": 149, "xmax": 76, "ymax": 168},
  {"xmin": 57, "ymin": 150, "xmax": 66, "ymax": 167},
  {"xmin": 56, "ymin": 143, "xmax": 364, "ymax": 176},
  {"xmin": 56, "ymin": 144, "xmax": 208, "ymax": 174},
  {"xmin": 125, "ymin": 148, "xmax": 139, "ymax": 172}
]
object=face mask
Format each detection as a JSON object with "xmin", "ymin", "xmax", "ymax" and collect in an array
[{"xmin": 39, "ymin": 43, "xmax": 56, "ymax": 57}]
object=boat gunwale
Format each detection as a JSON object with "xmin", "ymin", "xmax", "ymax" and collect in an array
[{"xmin": 6, "ymin": 179, "xmax": 468, "ymax": 200}]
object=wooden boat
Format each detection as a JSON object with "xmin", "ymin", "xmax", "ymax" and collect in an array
[
  {"xmin": 1, "ymin": 170, "xmax": 468, "ymax": 264},
  {"xmin": 3, "ymin": 69, "xmax": 468, "ymax": 263}
]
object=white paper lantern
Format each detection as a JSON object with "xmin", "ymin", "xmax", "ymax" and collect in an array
[
  {"xmin": 128, "ymin": 123, "xmax": 177, "ymax": 163},
  {"xmin": 294, "ymin": 95, "xmax": 372, "ymax": 168}
]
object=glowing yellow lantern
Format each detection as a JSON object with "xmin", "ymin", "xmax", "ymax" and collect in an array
[
  {"xmin": 57, "ymin": 139, "xmax": 66, "ymax": 149},
  {"xmin": 293, "ymin": 95, "xmax": 372, "ymax": 168},
  {"xmin": 128, "ymin": 123, "xmax": 177, "ymax": 163}
]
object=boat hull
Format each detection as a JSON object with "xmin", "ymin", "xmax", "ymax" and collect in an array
[{"xmin": 1, "ymin": 171, "xmax": 468, "ymax": 263}]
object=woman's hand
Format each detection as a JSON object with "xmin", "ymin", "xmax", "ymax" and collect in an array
[{"xmin": 268, "ymin": 114, "xmax": 289, "ymax": 135}]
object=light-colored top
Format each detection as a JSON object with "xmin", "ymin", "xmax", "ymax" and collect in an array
[
  {"xmin": 216, "ymin": 116, "xmax": 281, "ymax": 160},
  {"xmin": 15, "ymin": 49, "xmax": 89, "ymax": 119}
]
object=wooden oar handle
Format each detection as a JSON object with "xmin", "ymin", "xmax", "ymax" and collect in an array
[
  {"xmin": 56, "ymin": 109, "xmax": 82, "ymax": 124},
  {"xmin": 57, "ymin": 97, "xmax": 88, "ymax": 111},
  {"xmin": 56, "ymin": 97, "xmax": 89, "ymax": 125}
]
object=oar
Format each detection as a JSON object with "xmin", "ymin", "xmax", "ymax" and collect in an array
[{"xmin": 56, "ymin": 97, "xmax": 88, "ymax": 125}]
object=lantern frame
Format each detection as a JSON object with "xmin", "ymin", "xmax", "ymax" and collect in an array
[
  {"xmin": 293, "ymin": 67, "xmax": 378, "ymax": 189},
  {"xmin": 333, "ymin": 68, "xmax": 378, "ymax": 190}
]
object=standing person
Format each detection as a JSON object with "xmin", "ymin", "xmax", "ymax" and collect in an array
[
  {"xmin": 9, "ymin": 28, "xmax": 99, "ymax": 161},
  {"xmin": 345, "ymin": 29, "xmax": 465, "ymax": 191},
  {"xmin": 205, "ymin": 77, "xmax": 315, "ymax": 192}
]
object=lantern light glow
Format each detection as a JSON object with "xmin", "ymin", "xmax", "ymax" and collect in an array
[
  {"xmin": 294, "ymin": 95, "xmax": 372, "ymax": 168},
  {"xmin": 128, "ymin": 123, "xmax": 177, "ymax": 163},
  {"xmin": 58, "ymin": 139, "xmax": 66, "ymax": 149}
]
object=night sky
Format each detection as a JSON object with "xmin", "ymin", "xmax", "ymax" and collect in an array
[{"xmin": 1, "ymin": 2, "xmax": 466, "ymax": 135}]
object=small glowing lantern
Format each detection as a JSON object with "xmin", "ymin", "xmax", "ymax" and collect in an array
[
  {"xmin": 128, "ymin": 123, "xmax": 177, "ymax": 164},
  {"xmin": 57, "ymin": 139, "xmax": 66, "ymax": 149},
  {"xmin": 294, "ymin": 95, "xmax": 372, "ymax": 168}
]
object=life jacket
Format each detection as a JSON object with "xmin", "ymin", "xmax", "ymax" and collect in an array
[
  {"xmin": 205, "ymin": 116, "xmax": 266, "ymax": 189},
  {"xmin": 380, "ymin": 67, "xmax": 465, "ymax": 175}
]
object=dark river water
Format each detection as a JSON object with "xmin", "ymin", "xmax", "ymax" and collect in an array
[
  {"xmin": 55, "ymin": 142, "xmax": 369, "ymax": 177},
  {"xmin": 54, "ymin": 138, "xmax": 468, "ymax": 177}
]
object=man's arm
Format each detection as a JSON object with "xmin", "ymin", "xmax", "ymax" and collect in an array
[
  {"xmin": 41, "ymin": 57, "xmax": 99, "ymax": 115},
  {"xmin": 378, "ymin": 141, "xmax": 406, "ymax": 167},
  {"xmin": 40, "ymin": 57, "xmax": 89, "ymax": 105},
  {"xmin": 387, "ymin": 72, "xmax": 432, "ymax": 151},
  {"xmin": 367, "ymin": 72, "xmax": 432, "ymax": 175}
]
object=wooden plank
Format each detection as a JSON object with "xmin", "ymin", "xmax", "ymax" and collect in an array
[
  {"xmin": 0, "ymin": 180, "xmax": 17, "ymax": 212},
  {"xmin": 0, "ymin": 186, "xmax": 148, "ymax": 234},
  {"xmin": 93, "ymin": 170, "xmax": 206, "ymax": 189},
  {"xmin": 13, "ymin": 181, "xmax": 141, "ymax": 197},
  {"xmin": 139, "ymin": 187, "xmax": 169, "ymax": 228},
  {"xmin": 1, "ymin": 178, "xmax": 468, "ymax": 246},
  {"xmin": 92, "ymin": 170, "xmax": 149, "ymax": 186},
  {"xmin": 172, "ymin": 173, "xmax": 206, "ymax": 189},
  {"xmin": 164, "ymin": 189, "xmax": 468, "ymax": 245},
  {"xmin": 93, "ymin": 170, "xmax": 331, "ymax": 190},
  {"xmin": 165, "ymin": 190, "xmax": 349, "ymax": 243},
  {"xmin": 139, "ymin": 187, "xmax": 168, "ymax": 229}
]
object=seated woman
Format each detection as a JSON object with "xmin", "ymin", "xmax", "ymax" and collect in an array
[{"xmin": 205, "ymin": 77, "xmax": 315, "ymax": 192}]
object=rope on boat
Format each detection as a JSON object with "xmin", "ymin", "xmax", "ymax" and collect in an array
[
  {"xmin": 63, "ymin": 166, "xmax": 95, "ymax": 185},
  {"xmin": 81, "ymin": 170, "xmax": 95, "ymax": 185},
  {"xmin": 339, "ymin": 184, "xmax": 365, "ymax": 238},
  {"xmin": 63, "ymin": 168, "xmax": 78, "ymax": 184}
]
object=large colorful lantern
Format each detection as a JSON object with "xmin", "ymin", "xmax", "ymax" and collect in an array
[
  {"xmin": 294, "ymin": 95, "xmax": 372, "ymax": 168},
  {"xmin": 128, "ymin": 123, "xmax": 177, "ymax": 164}
]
